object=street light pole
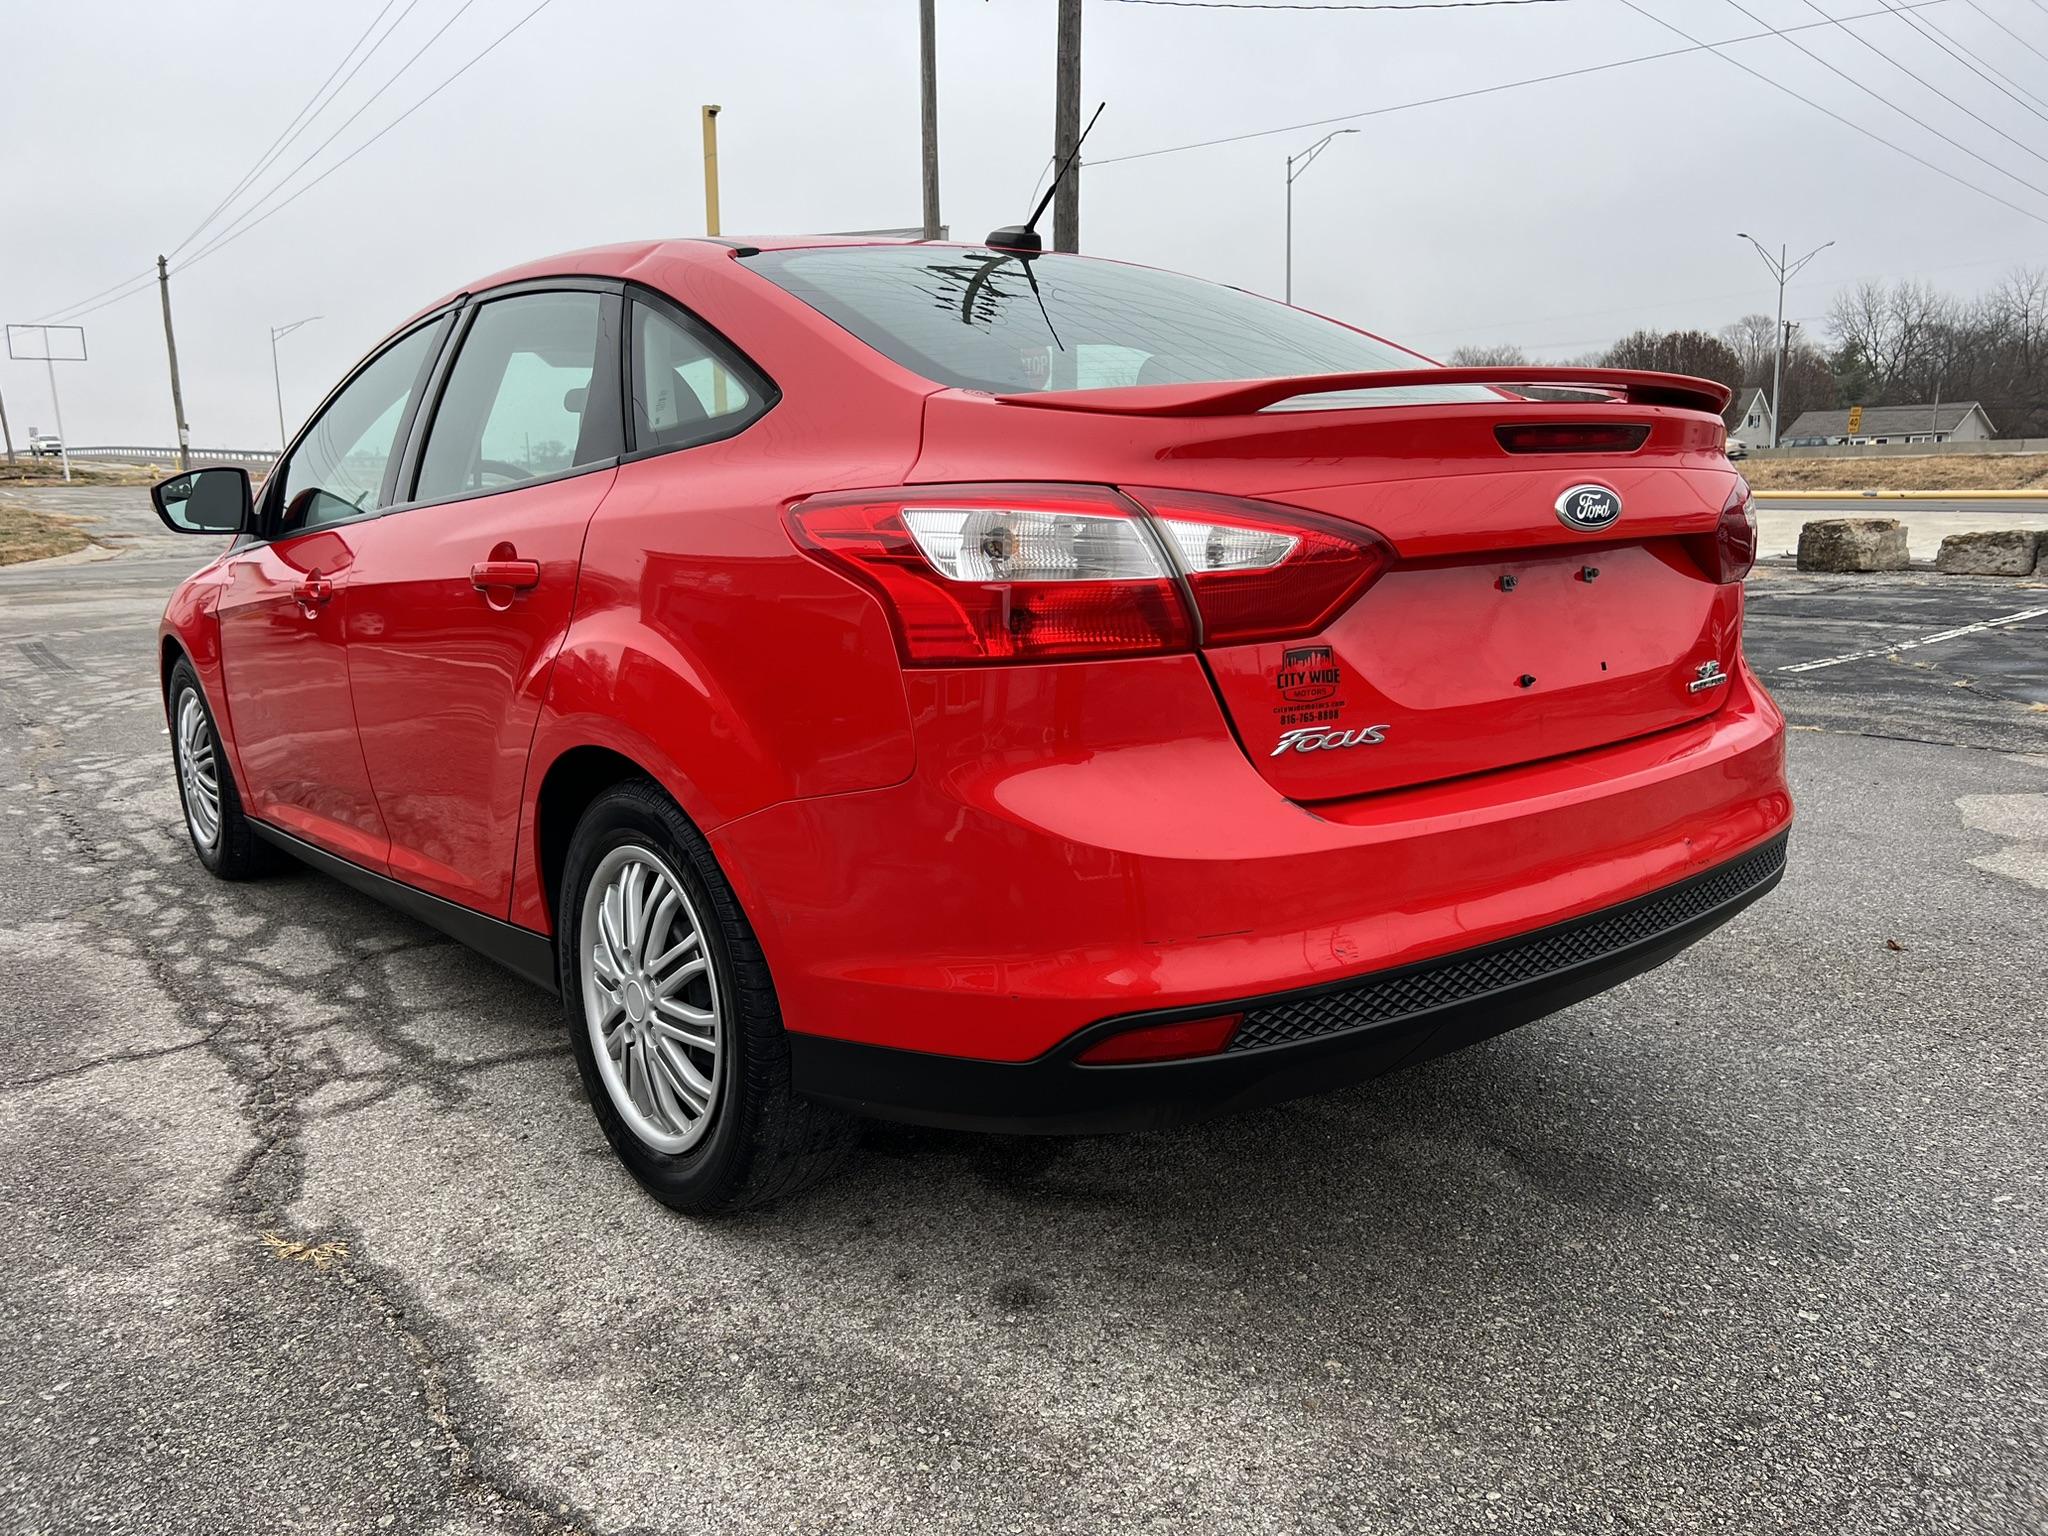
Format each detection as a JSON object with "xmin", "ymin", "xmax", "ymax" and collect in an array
[
  {"xmin": 1737, "ymin": 232, "xmax": 1832, "ymax": 449},
  {"xmin": 269, "ymin": 317, "xmax": 321, "ymax": 450},
  {"xmin": 1285, "ymin": 129, "xmax": 1358, "ymax": 305}
]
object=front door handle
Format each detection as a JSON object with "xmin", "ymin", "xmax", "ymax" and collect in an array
[
  {"xmin": 292, "ymin": 577, "xmax": 334, "ymax": 611},
  {"xmin": 469, "ymin": 559, "xmax": 541, "ymax": 593}
]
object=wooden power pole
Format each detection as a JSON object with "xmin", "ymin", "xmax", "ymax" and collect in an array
[
  {"xmin": 157, "ymin": 255, "xmax": 191, "ymax": 470},
  {"xmin": 920, "ymin": 0, "xmax": 941, "ymax": 241},
  {"xmin": 701, "ymin": 105, "xmax": 722, "ymax": 237},
  {"xmin": 1053, "ymin": 0, "xmax": 1082, "ymax": 252}
]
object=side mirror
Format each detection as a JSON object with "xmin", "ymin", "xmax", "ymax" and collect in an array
[{"xmin": 152, "ymin": 466, "xmax": 252, "ymax": 534}]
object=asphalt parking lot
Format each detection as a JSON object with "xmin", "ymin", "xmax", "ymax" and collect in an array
[{"xmin": 1, "ymin": 486, "xmax": 2043, "ymax": 1536}]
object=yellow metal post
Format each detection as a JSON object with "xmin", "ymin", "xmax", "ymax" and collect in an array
[{"xmin": 701, "ymin": 104, "xmax": 722, "ymax": 237}]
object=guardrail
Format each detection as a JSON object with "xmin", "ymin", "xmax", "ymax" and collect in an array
[{"xmin": 57, "ymin": 445, "xmax": 278, "ymax": 465}]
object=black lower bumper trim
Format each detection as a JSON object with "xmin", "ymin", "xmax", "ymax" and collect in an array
[{"xmin": 787, "ymin": 834, "xmax": 1789, "ymax": 1135}]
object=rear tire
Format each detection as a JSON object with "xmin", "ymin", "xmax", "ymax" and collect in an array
[
  {"xmin": 167, "ymin": 659, "xmax": 273, "ymax": 880},
  {"xmin": 558, "ymin": 778, "xmax": 853, "ymax": 1214}
]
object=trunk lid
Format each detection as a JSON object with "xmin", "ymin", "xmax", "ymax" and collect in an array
[{"xmin": 914, "ymin": 376, "xmax": 1746, "ymax": 800}]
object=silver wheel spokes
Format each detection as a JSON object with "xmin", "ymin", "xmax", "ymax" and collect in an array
[
  {"xmin": 175, "ymin": 690, "xmax": 222, "ymax": 850},
  {"xmin": 581, "ymin": 846, "xmax": 722, "ymax": 1155}
]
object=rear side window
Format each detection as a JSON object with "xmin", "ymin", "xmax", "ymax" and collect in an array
[
  {"xmin": 629, "ymin": 299, "xmax": 766, "ymax": 451},
  {"xmin": 743, "ymin": 245, "xmax": 1493, "ymax": 408},
  {"xmin": 414, "ymin": 290, "xmax": 621, "ymax": 503},
  {"xmin": 277, "ymin": 318, "xmax": 445, "ymax": 532}
]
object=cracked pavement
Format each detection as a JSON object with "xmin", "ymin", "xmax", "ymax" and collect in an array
[{"xmin": 1, "ymin": 486, "xmax": 2044, "ymax": 1535}]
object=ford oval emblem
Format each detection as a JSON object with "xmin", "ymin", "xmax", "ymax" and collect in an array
[{"xmin": 1555, "ymin": 484, "xmax": 1622, "ymax": 531}]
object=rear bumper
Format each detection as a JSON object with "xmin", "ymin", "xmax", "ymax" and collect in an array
[
  {"xmin": 789, "ymin": 832, "xmax": 1787, "ymax": 1133},
  {"xmin": 714, "ymin": 652, "xmax": 1791, "ymax": 1064}
]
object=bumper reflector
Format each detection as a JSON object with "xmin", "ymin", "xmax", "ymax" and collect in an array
[{"xmin": 1075, "ymin": 1012, "xmax": 1243, "ymax": 1065}]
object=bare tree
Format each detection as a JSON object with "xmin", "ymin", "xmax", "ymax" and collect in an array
[
  {"xmin": 1447, "ymin": 344, "xmax": 1529, "ymax": 367},
  {"xmin": 1602, "ymin": 330, "xmax": 1744, "ymax": 395},
  {"xmin": 1821, "ymin": 271, "xmax": 2048, "ymax": 434},
  {"xmin": 1720, "ymin": 313, "xmax": 1778, "ymax": 384}
]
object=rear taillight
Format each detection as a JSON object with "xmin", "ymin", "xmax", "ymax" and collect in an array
[
  {"xmin": 1712, "ymin": 480, "xmax": 1757, "ymax": 583},
  {"xmin": 1123, "ymin": 487, "xmax": 1392, "ymax": 646},
  {"xmin": 787, "ymin": 483, "xmax": 1390, "ymax": 663},
  {"xmin": 785, "ymin": 485, "xmax": 1193, "ymax": 663}
]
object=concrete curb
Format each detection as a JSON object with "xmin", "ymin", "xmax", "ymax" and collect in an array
[
  {"xmin": 0, "ymin": 539, "xmax": 121, "ymax": 573},
  {"xmin": 1756, "ymin": 489, "xmax": 2048, "ymax": 501}
]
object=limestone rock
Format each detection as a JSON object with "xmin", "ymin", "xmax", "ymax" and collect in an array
[{"xmin": 1797, "ymin": 518, "xmax": 1910, "ymax": 573}]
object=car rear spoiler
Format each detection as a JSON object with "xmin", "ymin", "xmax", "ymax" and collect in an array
[{"xmin": 993, "ymin": 367, "xmax": 1733, "ymax": 418}]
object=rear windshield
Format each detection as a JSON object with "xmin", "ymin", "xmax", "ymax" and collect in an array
[{"xmin": 743, "ymin": 245, "xmax": 1493, "ymax": 408}]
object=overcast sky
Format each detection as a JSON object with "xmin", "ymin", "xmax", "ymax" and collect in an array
[{"xmin": 5, "ymin": 0, "xmax": 2047, "ymax": 446}]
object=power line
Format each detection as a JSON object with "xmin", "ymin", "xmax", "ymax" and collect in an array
[
  {"xmin": 30, "ymin": 0, "xmax": 422, "ymax": 325},
  {"xmin": 23, "ymin": 0, "xmax": 554, "ymax": 328},
  {"xmin": 1711, "ymin": 0, "xmax": 2048, "ymax": 203},
  {"xmin": 1880, "ymin": 0, "xmax": 2048, "ymax": 124},
  {"xmin": 182, "ymin": 0, "xmax": 559, "ymax": 275},
  {"xmin": 183, "ymin": 0, "xmax": 486, "ymax": 269},
  {"xmin": 168, "ymin": 0, "xmax": 414, "ymax": 262},
  {"xmin": 41, "ymin": 269, "xmax": 168, "ymax": 326},
  {"xmin": 1612, "ymin": 0, "xmax": 2048, "ymax": 228},
  {"xmin": 1798, "ymin": 0, "xmax": 2048, "ymax": 165},
  {"xmin": 33, "ymin": 267, "xmax": 156, "ymax": 324},
  {"xmin": 1960, "ymin": 0, "xmax": 2048, "ymax": 69},
  {"xmin": 1087, "ymin": 0, "xmax": 1950, "ymax": 164}
]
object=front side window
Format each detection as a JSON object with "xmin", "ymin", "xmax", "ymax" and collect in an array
[
  {"xmin": 631, "ymin": 300, "xmax": 763, "ymax": 450},
  {"xmin": 743, "ymin": 245, "xmax": 1494, "ymax": 409},
  {"xmin": 414, "ymin": 291, "xmax": 620, "ymax": 503},
  {"xmin": 277, "ymin": 319, "xmax": 445, "ymax": 533}
]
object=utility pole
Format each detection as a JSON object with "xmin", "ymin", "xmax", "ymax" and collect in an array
[
  {"xmin": 1782, "ymin": 318, "xmax": 1799, "ymax": 435},
  {"xmin": 0, "ymin": 384, "xmax": 13, "ymax": 463},
  {"xmin": 920, "ymin": 0, "xmax": 941, "ymax": 241},
  {"xmin": 157, "ymin": 255, "xmax": 191, "ymax": 470},
  {"xmin": 270, "ymin": 316, "xmax": 321, "ymax": 450},
  {"xmin": 701, "ymin": 105, "xmax": 722, "ymax": 237},
  {"xmin": 1053, "ymin": 0, "xmax": 1082, "ymax": 252},
  {"xmin": 1285, "ymin": 129, "xmax": 1358, "ymax": 305},
  {"xmin": 1737, "ymin": 232, "xmax": 1831, "ymax": 451}
]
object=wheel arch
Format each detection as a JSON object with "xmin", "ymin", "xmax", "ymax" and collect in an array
[
  {"xmin": 531, "ymin": 744, "xmax": 652, "ymax": 934},
  {"xmin": 160, "ymin": 634, "xmax": 190, "ymax": 701}
]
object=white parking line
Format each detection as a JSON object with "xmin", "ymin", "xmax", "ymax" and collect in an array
[{"xmin": 1777, "ymin": 607, "xmax": 2048, "ymax": 674}]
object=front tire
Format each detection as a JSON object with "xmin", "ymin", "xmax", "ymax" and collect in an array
[
  {"xmin": 558, "ymin": 779, "xmax": 853, "ymax": 1214},
  {"xmin": 167, "ymin": 659, "xmax": 272, "ymax": 879}
]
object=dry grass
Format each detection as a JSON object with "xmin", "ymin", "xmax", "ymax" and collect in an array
[
  {"xmin": 0, "ymin": 458, "xmax": 163, "ymax": 487},
  {"xmin": 1744, "ymin": 453, "xmax": 2048, "ymax": 492},
  {"xmin": 0, "ymin": 501, "xmax": 93, "ymax": 565},
  {"xmin": 260, "ymin": 1231, "xmax": 351, "ymax": 1271}
]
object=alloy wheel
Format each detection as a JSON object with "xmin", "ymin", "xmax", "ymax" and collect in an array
[
  {"xmin": 175, "ymin": 689, "xmax": 222, "ymax": 851},
  {"xmin": 579, "ymin": 844, "xmax": 724, "ymax": 1154}
]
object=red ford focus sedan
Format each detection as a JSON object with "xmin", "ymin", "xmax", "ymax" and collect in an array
[{"xmin": 153, "ymin": 237, "xmax": 1790, "ymax": 1212}]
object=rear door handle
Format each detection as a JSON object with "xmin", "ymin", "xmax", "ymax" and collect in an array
[
  {"xmin": 291, "ymin": 577, "xmax": 334, "ymax": 609},
  {"xmin": 469, "ymin": 559, "xmax": 541, "ymax": 593}
]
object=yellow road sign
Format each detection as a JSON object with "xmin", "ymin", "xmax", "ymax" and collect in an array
[{"xmin": 1846, "ymin": 404, "xmax": 1864, "ymax": 434}]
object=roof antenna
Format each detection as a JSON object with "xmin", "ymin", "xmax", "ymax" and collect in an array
[{"xmin": 989, "ymin": 102, "xmax": 1105, "ymax": 255}]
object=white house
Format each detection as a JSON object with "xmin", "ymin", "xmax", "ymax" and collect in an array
[
  {"xmin": 1724, "ymin": 387, "xmax": 1773, "ymax": 447},
  {"xmin": 1780, "ymin": 401, "xmax": 1996, "ymax": 447}
]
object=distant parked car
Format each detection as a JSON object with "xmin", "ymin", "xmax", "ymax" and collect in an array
[
  {"xmin": 1726, "ymin": 437, "xmax": 1749, "ymax": 460},
  {"xmin": 27, "ymin": 433, "xmax": 62, "ymax": 458}
]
